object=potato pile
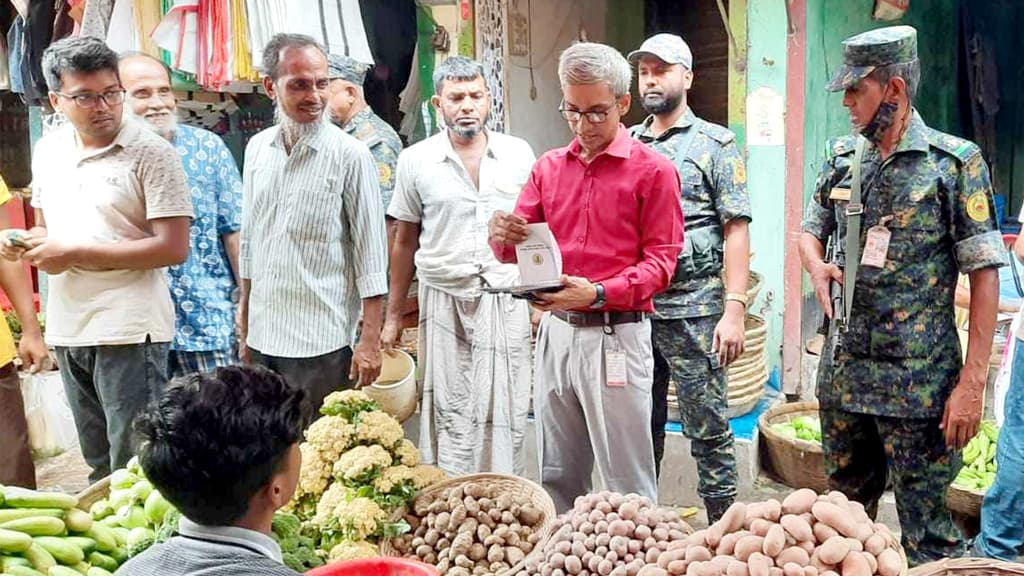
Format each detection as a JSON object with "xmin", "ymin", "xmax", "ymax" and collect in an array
[
  {"xmin": 517, "ymin": 491, "xmax": 693, "ymax": 576},
  {"xmin": 634, "ymin": 489, "xmax": 904, "ymax": 576},
  {"xmin": 391, "ymin": 481, "xmax": 546, "ymax": 575}
]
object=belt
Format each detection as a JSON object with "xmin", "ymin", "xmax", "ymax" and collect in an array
[
  {"xmin": 0, "ymin": 361, "xmax": 16, "ymax": 379},
  {"xmin": 550, "ymin": 310, "xmax": 646, "ymax": 327}
]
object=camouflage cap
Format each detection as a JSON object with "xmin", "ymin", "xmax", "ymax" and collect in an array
[
  {"xmin": 627, "ymin": 33, "xmax": 693, "ymax": 69},
  {"xmin": 327, "ymin": 54, "xmax": 370, "ymax": 86},
  {"xmin": 826, "ymin": 25, "xmax": 917, "ymax": 92}
]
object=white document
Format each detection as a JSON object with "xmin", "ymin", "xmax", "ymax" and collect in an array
[{"xmin": 515, "ymin": 223, "xmax": 562, "ymax": 286}]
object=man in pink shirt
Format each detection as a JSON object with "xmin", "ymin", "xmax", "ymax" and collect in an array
[{"xmin": 489, "ymin": 42, "xmax": 684, "ymax": 511}]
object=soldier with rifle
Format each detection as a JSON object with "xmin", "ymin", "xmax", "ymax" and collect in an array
[{"xmin": 800, "ymin": 26, "xmax": 1006, "ymax": 566}]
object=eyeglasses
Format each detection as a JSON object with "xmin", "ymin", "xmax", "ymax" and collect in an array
[
  {"xmin": 559, "ymin": 100, "xmax": 618, "ymax": 124},
  {"xmin": 55, "ymin": 90, "xmax": 126, "ymax": 109}
]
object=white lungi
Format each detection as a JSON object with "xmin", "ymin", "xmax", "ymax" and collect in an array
[{"xmin": 417, "ymin": 283, "xmax": 533, "ymax": 475}]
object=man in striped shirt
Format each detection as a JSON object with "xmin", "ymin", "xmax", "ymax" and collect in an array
[{"xmin": 238, "ymin": 33, "xmax": 388, "ymax": 417}]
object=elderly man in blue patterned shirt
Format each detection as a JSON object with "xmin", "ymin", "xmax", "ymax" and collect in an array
[{"xmin": 119, "ymin": 53, "xmax": 243, "ymax": 377}]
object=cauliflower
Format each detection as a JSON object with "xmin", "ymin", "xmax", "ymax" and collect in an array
[
  {"xmin": 392, "ymin": 438, "xmax": 421, "ymax": 467},
  {"xmin": 409, "ymin": 465, "xmax": 447, "ymax": 489},
  {"xmin": 321, "ymin": 389, "xmax": 380, "ymax": 422},
  {"xmin": 374, "ymin": 465, "xmax": 417, "ymax": 494},
  {"xmin": 354, "ymin": 410, "xmax": 405, "ymax": 449},
  {"xmin": 314, "ymin": 483, "xmax": 356, "ymax": 525},
  {"xmin": 328, "ymin": 540, "xmax": 379, "ymax": 563},
  {"xmin": 316, "ymin": 490, "xmax": 387, "ymax": 541},
  {"xmin": 304, "ymin": 415, "xmax": 355, "ymax": 461},
  {"xmin": 333, "ymin": 444, "xmax": 392, "ymax": 485},
  {"xmin": 297, "ymin": 443, "xmax": 333, "ymax": 496}
]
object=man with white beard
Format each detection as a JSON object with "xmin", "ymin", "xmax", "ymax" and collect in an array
[
  {"xmin": 119, "ymin": 53, "xmax": 243, "ymax": 378},
  {"xmin": 381, "ymin": 56, "xmax": 536, "ymax": 475},
  {"xmin": 238, "ymin": 33, "xmax": 388, "ymax": 418}
]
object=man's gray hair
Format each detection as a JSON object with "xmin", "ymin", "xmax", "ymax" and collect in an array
[
  {"xmin": 41, "ymin": 36, "xmax": 120, "ymax": 92},
  {"xmin": 432, "ymin": 56, "xmax": 485, "ymax": 95},
  {"xmin": 869, "ymin": 59, "xmax": 920, "ymax": 101},
  {"xmin": 262, "ymin": 33, "xmax": 326, "ymax": 80},
  {"xmin": 558, "ymin": 42, "xmax": 631, "ymax": 98}
]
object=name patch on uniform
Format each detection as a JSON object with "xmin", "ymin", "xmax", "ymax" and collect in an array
[
  {"xmin": 966, "ymin": 191, "xmax": 990, "ymax": 223},
  {"xmin": 829, "ymin": 187, "xmax": 851, "ymax": 201}
]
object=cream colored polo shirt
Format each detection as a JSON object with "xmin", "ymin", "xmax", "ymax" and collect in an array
[{"xmin": 31, "ymin": 119, "xmax": 193, "ymax": 347}]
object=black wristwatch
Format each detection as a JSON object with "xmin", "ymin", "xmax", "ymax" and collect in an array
[{"xmin": 589, "ymin": 282, "xmax": 606, "ymax": 310}]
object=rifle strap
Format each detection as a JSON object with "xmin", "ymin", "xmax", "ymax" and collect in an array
[{"xmin": 843, "ymin": 136, "xmax": 870, "ymax": 323}]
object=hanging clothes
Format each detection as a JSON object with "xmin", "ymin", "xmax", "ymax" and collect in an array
[
  {"xmin": 105, "ymin": 0, "xmax": 136, "ymax": 52},
  {"xmin": 133, "ymin": 0, "xmax": 165, "ymax": 58},
  {"xmin": 244, "ymin": 0, "xmax": 285, "ymax": 69},
  {"xmin": 152, "ymin": 0, "xmax": 198, "ymax": 74},
  {"xmin": 230, "ymin": 0, "xmax": 257, "ymax": 81},
  {"xmin": 286, "ymin": 0, "xmax": 373, "ymax": 64},
  {"xmin": 81, "ymin": 0, "xmax": 115, "ymax": 39},
  {"xmin": 23, "ymin": 0, "xmax": 58, "ymax": 103},
  {"xmin": 6, "ymin": 16, "xmax": 24, "ymax": 94}
]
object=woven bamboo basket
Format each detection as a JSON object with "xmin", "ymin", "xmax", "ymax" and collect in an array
[
  {"xmin": 909, "ymin": 558, "xmax": 1024, "ymax": 576},
  {"xmin": 758, "ymin": 401, "xmax": 829, "ymax": 492},
  {"xmin": 379, "ymin": 474, "xmax": 557, "ymax": 576},
  {"xmin": 945, "ymin": 483, "xmax": 985, "ymax": 518},
  {"xmin": 76, "ymin": 475, "xmax": 111, "ymax": 512}
]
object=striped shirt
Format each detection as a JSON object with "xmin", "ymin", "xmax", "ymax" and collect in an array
[{"xmin": 240, "ymin": 122, "xmax": 387, "ymax": 358}]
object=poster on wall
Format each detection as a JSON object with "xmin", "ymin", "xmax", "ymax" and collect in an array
[{"xmin": 746, "ymin": 86, "xmax": 785, "ymax": 147}]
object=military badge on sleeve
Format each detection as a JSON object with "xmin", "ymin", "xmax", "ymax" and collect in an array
[{"xmin": 966, "ymin": 191, "xmax": 990, "ymax": 223}]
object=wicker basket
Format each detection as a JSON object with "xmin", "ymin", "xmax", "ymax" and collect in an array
[
  {"xmin": 379, "ymin": 473, "xmax": 557, "ymax": 576},
  {"xmin": 758, "ymin": 401, "xmax": 829, "ymax": 492},
  {"xmin": 946, "ymin": 483, "xmax": 985, "ymax": 518},
  {"xmin": 909, "ymin": 558, "xmax": 1024, "ymax": 576},
  {"xmin": 76, "ymin": 475, "xmax": 111, "ymax": 512}
]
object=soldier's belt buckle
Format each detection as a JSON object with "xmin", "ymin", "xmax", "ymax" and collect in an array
[{"xmin": 845, "ymin": 203, "xmax": 864, "ymax": 216}]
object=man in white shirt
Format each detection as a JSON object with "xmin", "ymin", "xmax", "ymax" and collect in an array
[
  {"xmin": 1, "ymin": 36, "xmax": 192, "ymax": 483},
  {"xmin": 382, "ymin": 56, "xmax": 536, "ymax": 475},
  {"xmin": 238, "ymin": 33, "xmax": 388, "ymax": 418}
]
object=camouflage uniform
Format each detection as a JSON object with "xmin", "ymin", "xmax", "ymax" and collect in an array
[
  {"xmin": 343, "ymin": 107, "xmax": 403, "ymax": 211},
  {"xmin": 327, "ymin": 54, "xmax": 403, "ymax": 212},
  {"xmin": 803, "ymin": 26, "xmax": 1007, "ymax": 566},
  {"xmin": 628, "ymin": 34, "xmax": 752, "ymax": 522}
]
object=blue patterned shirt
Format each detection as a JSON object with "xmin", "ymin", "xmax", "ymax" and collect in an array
[{"xmin": 168, "ymin": 125, "xmax": 243, "ymax": 352}]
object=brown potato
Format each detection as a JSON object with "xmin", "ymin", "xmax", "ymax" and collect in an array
[
  {"xmin": 735, "ymin": 535, "xmax": 766, "ymax": 561},
  {"xmin": 839, "ymin": 549, "xmax": 871, "ymax": 576},
  {"xmin": 763, "ymin": 524, "xmax": 786, "ymax": 557},
  {"xmin": 811, "ymin": 502, "xmax": 857, "ymax": 539},
  {"xmin": 774, "ymin": 546, "xmax": 809, "ymax": 567},
  {"xmin": 718, "ymin": 502, "xmax": 748, "ymax": 534},
  {"xmin": 877, "ymin": 548, "xmax": 902, "ymax": 576},
  {"xmin": 749, "ymin": 519, "xmax": 774, "ymax": 538},
  {"xmin": 781, "ymin": 489, "xmax": 818, "ymax": 516},
  {"xmin": 747, "ymin": 553, "xmax": 772, "ymax": 576},
  {"xmin": 782, "ymin": 563, "xmax": 803, "ymax": 576},
  {"xmin": 639, "ymin": 565, "xmax": 669, "ymax": 576},
  {"xmin": 726, "ymin": 560, "xmax": 750, "ymax": 576},
  {"xmin": 779, "ymin": 515, "xmax": 813, "ymax": 543},
  {"xmin": 817, "ymin": 536, "xmax": 850, "ymax": 566}
]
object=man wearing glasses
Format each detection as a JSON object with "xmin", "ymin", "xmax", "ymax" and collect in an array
[
  {"xmin": 628, "ymin": 34, "xmax": 751, "ymax": 522},
  {"xmin": 489, "ymin": 42, "xmax": 684, "ymax": 511},
  {"xmin": 0, "ymin": 36, "xmax": 192, "ymax": 483}
]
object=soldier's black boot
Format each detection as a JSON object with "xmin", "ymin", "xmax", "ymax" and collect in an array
[{"xmin": 704, "ymin": 496, "xmax": 734, "ymax": 524}]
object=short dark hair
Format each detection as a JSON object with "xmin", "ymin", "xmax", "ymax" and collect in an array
[
  {"xmin": 262, "ymin": 33, "xmax": 326, "ymax": 80},
  {"xmin": 41, "ymin": 36, "xmax": 120, "ymax": 92},
  {"xmin": 432, "ymin": 56, "xmax": 485, "ymax": 95},
  {"xmin": 118, "ymin": 51, "xmax": 173, "ymax": 84},
  {"xmin": 135, "ymin": 366, "xmax": 307, "ymax": 526}
]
